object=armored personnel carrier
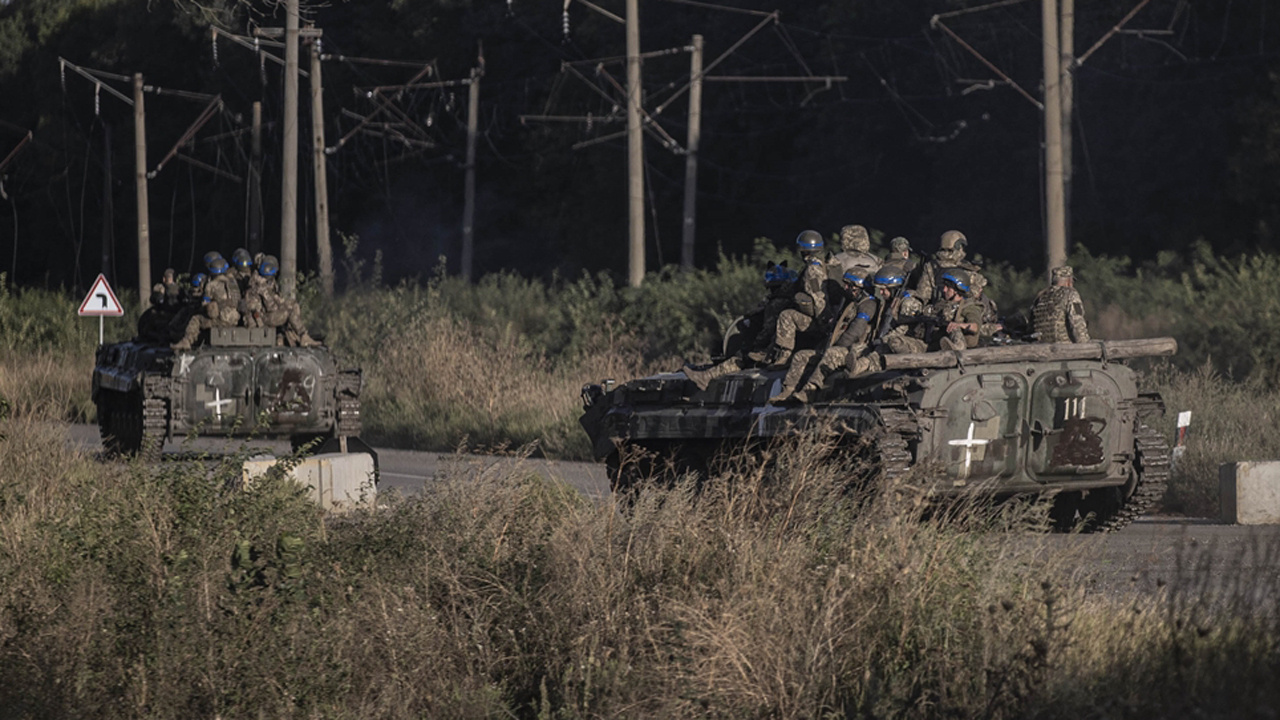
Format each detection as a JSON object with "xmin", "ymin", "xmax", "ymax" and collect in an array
[
  {"xmin": 93, "ymin": 325, "xmax": 368, "ymax": 460},
  {"xmin": 580, "ymin": 338, "xmax": 1176, "ymax": 531}
]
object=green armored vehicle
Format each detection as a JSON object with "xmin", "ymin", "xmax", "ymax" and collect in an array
[
  {"xmin": 580, "ymin": 338, "xmax": 1176, "ymax": 531},
  {"xmin": 93, "ymin": 325, "xmax": 367, "ymax": 459}
]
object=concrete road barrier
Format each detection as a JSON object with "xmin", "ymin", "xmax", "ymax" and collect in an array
[
  {"xmin": 243, "ymin": 452, "xmax": 377, "ymax": 512},
  {"xmin": 1220, "ymin": 462, "xmax": 1280, "ymax": 525}
]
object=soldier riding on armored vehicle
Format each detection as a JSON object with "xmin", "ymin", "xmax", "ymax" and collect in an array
[
  {"xmin": 94, "ymin": 252, "xmax": 368, "ymax": 461},
  {"xmin": 581, "ymin": 231, "xmax": 1174, "ymax": 532}
]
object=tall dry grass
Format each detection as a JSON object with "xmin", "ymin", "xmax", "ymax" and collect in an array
[{"xmin": 3, "ymin": 413, "xmax": 1278, "ymax": 718}]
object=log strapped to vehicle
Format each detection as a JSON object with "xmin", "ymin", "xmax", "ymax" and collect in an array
[{"xmin": 881, "ymin": 337, "xmax": 1177, "ymax": 372}]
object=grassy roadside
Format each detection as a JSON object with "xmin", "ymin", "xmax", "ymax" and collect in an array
[{"xmin": 0, "ymin": 416, "xmax": 1276, "ymax": 718}]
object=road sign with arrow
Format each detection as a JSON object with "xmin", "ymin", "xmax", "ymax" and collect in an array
[{"xmin": 79, "ymin": 274, "xmax": 124, "ymax": 317}]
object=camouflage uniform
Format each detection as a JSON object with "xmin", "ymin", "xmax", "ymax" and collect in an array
[
  {"xmin": 1032, "ymin": 266, "xmax": 1090, "ymax": 343},
  {"xmin": 684, "ymin": 264, "xmax": 795, "ymax": 391},
  {"xmin": 258, "ymin": 285, "xmax": 320, "ymax": 347},
  {"xmin": 969, "ymin": 273, "xmax": 1003, "ymax": 345},
  {"xmin": 773, "ymin": 253, "xmax": 828, "ymax": 364},
  {"xmin": 775, "ymin": 293, "xmax": 877, "ymax": 402},
  {"xmin": 173, "ymin": 260, "xmax": 241, "ymax": 350},
  {"xmin": 915, "ymin": 230, "xmax": 979, "ymax": 305},
  {"xmin": 831, "ymin": 224, "xmax": 881, "ymax": 281}
]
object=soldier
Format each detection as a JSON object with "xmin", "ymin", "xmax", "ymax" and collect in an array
[
  {"xmin": 928, "ymin": 270, "xmax": 987, "ymax": 351},
  {"xmin": 832, "ymin": 224, "xmax": 882, "ymax": 280},
  {"xmin": 247, "ymin": 255, "xmax": 321, "ymax": 347},
  {"xmin": 683, "ymin": 263, "xmax": 796, "ymax": 391},
  {"xmin": 172, "ymin": 253, "xmax": 241, "ymax": 350},
  {"xmin": 1032, "ymin": 265, "xmax": 1090, "ymax": 343},
  {"xmin": 914, "ymin": 230, "xmax": 980, "ymax": 305},
  {"xmin": 871, "ymin": 262, "xmax": 929, "ymax": 355},
  {"xmin": 766, "ymin": 230, "xmax": 829, "ymax": 367},
  {"xmin": 770, "ymin": 267, "xmax": 877, "ymax": 403},
  {"xmin": 969, "ymin": 272, "xmax": 1004, "ymax": 345},
  {"xmin": 230, "ymin": 248, "xmax": 254, "ymax": 296}
]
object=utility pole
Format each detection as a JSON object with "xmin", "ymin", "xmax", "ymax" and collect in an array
[
  {"xmin": 249, "ymin": 101, "xmax": 263, "ymax": 257},
  {"xmin": 1060, "ymin": 0, "xmax": 1075, "ymax": 252},
  {"xmin": 101, "ymin": 121, "xmax": 113, "ymax": 278},
  {"xmin": 625, "ymin": 0, "xmax": 645, "ymax": 287},
  {"xmin": 461, "ymin": 56, "xmax": 482, "ymax": 283},
  {"xmin": 1042, "ymin": 0, "xmax": 1066, "ymax": 272},
  {"xmin": 681, "ymin": 34, "xmax": 703, "ymax": 271},
  {"xmin": 134, "ymin": 73, "xmax": 151, "ymax": 308},
  {"xmin": 280, "ymin": 0, "xmax": 300, "ymax": 298},
  {"xmin": 309, "ymin": 33, "xmax": 333, "ymax": 296}
]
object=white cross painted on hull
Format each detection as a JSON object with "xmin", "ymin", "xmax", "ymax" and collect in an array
[
  {"xmin": 948, "ymin": 421, "xmax": 991, "ymax": 480},
  {"xmin": 205, "ymin": 387, "xmax": 234, "ymax": 420}
]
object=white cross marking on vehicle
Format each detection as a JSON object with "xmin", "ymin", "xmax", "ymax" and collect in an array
[
  {"xmin": 205, "ymin": 388, "xmax": 234, "ymax": 420},
  {"xmin": 948, "ymin": 421, "xmax": 991, "ymax": 480}
]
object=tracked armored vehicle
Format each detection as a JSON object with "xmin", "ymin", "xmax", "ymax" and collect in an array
[
  {"xmin": 93, "ymin": 325, "xmax": 367, "ymax": 460},
  {"xmin": 580, "ymin": 338, "xmax": 1176, "ymax": 531}
]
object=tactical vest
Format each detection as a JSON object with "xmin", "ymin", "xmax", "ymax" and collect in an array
[{"xmin": 1032, "ymin": 286, "xmax": 1077, "ymax": 343}]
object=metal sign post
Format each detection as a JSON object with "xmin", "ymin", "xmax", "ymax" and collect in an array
[{"xmin": 78, "ymin": 274, "xmax": 126, "ymax": 345}]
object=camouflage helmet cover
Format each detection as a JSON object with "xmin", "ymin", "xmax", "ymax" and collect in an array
[
  {"xmin": 889, "ymin": 236, "xmax": 911, "ymax": 253},
  {"xmin": 206, "ymin": 256, "xmax": 229, "ymax": 275},
  {"xmin": 1051, "ymin": 265, "xmax": 1074, "ymax": 281},
  {"xmin": 795, "ymin": 229, "xmax": 824, "ymax": 252},
  {"xmin": 939, "ymin": 230, "xmax": 967, "ymax": 251},
  {"xmin": 202, "ymin": 250, "xmax": 225, "ymax": 267},
  {"xmin": 839, "ymin": 224, "xmax": 870, "ymax": 253},
  {"xmin": 231, "ymin": 248, "xmax": 253, "ymax": 269},
  {"xmin": 842, "ymin": 268, "xmax": 869, "ymax": 287},
  {"xmin": 192, "ymin": 272, "xmax": 207, "ymax": 288}
]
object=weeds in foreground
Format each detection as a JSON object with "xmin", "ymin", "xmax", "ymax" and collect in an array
[{"xmin": 1, "ymin": 421, "xmax": 1277, "ymax": 718}]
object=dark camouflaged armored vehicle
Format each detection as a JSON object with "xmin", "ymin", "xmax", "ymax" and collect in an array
[
  {"xmin": 581, "ymin": 338, "xmax": 1176, "ymax": 531},
  {"xmin": 93, "ymin": 325, "xmax": 366, "ymax": 459}
]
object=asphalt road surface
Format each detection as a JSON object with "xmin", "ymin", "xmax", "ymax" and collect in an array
[{"xmin": 65, "ymin": 424, "xmax": 1280, "ymax": 603}]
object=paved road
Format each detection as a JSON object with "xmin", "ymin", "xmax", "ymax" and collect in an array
[
  {"xmin": 65, "ymin": 424, "xmax": 1280, "ymax": 602},
  {"xmin": 65, "ymin": 424, "xmax": 611, "ymax": 500}
]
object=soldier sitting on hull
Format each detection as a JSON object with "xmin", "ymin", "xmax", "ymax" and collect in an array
[
  {"xmin": 871, "ymin": 262, "xmax": 929, "ymax": 355},
  {"xmin": 831, "ymin": 224, "xmax": 882, "ymax": 281},
  {"xmin": 763, "ymin": 230, "xmax": 831, "ymax": 368},
  {"xmin": 1032, "ymin": 265, "xmax": 1090, "ymax": 343},
  {"xmin": 770, "ymin": 266, "xmax": 878, "ymax": 404},
  {"xmin": 683, "ymin": 262, "xmax": 797, "ymax": 391},
  {"xmin": 968, "ymin": 271, "xmax": 1005, "ymax": 346},
  {"xmin": 926, "ymin": 270, "xmax": 987, "ymax": 352},
  {"xmin": 914, "ymin": 230, "xmax": 981, "ymax": 305},
  {"xmin": 242, "ymin": 255, "xmax": 322, "ymax": 347},
  {"xmin": 173, "ymin": 252, "xmax": 241, "ymax": 351}
]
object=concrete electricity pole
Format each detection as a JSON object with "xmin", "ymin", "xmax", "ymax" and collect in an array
[
  {"xmin": 681, "ymin": 34, "xmax": 703, "ymax": 271},
  {"xmin": 280, "ymin": 0, "xmax": 300, "ymax": 297},
  {"xmin": 1042, "ymin": 0, "xmax": 1067, "ymax": 272},
  {"xmin": 625, "ymin": 0, "xmax": 645, "ymax": 287},
  {"xmin": 249, "ymin": 101, "xmax": 263, "ymax": 257},
  {"xmin": 462, "ymin": 57, "xmax": 483, "ymax": 283},
  {"xmin": 1060, "ymin": 0, "xmax": 1075, "ymax": 252},
  {"xmin": 134, "ymin": 73, "xmax": 151, "ymax": 308},
  {"xmin": 309, "ymin": 33, "xmax": 333, "ymax": 296}
]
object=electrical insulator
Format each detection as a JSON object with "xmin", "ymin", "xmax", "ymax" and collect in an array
[
  {"xmin": 212, "ymin": 30, "xmax": 219, "ymax": 66},
  {"xmin": 562, "ymin": 9, "xmax": 570, "ymax": 42},
  {"xmin": 506, "ymin": 0, "xmax": 513, "ymax": 15},
  {"xmin": 259, "ymin": 51, "xmax": 267, "ymax": 86},
  {"xmin": 586, "ymin": 112, "xmax": 593, "ymax": 132},
  {"xmin": 426, "ymin": 112, "xmax": 434, "ymax": 128},
  {"xmin": 94, "ymin": 84, "xmax": 100, "ymax": 116},
  {"xmin": 59, "ymin": 60, "xmax": 66, "ymax": 93}
]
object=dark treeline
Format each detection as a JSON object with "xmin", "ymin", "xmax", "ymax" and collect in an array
[{"xmin": 1, "ymin": 0, "xmax": 1278, "ymax": 293}]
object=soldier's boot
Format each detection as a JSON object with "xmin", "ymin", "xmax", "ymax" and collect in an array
[
  {"xmin": 682, "ymin": 366, "xmax": 714, "ymax": 391},
  {"xmin": 768, "ymin": 346, "xmax": 792, "ymax": 369},
  {"xmin": 745, "ymin": 347, "xmax": 770, "ymax": 364},
  {"xmin": 768, "ymin": 386, "xmax": 794, "ymax": 404},
  {"xmin": 683, "ymin": 357, "xmax": 741, "ymax": 391},
  {"xmin": 298, "ymin": 333, "xmax": 322, "ymax": 348}
]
